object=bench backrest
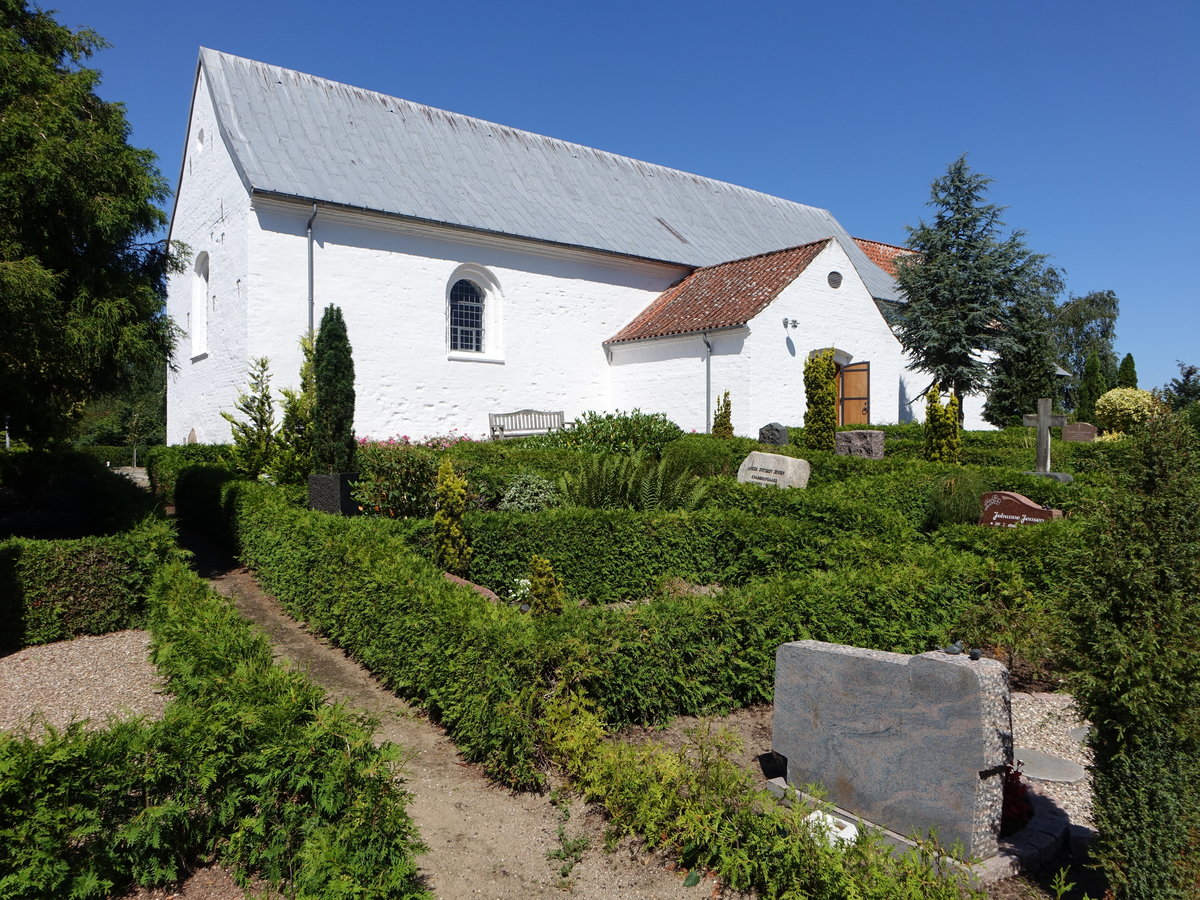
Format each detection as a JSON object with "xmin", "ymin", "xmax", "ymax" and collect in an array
[{"xmin": 489, "ymin": 409, "xmax": 565, "ymax": 438}]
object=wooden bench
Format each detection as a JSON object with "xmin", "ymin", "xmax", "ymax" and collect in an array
[{"xmin": 488, "ymin": 409, "xmax": 571, "ymax": 440}]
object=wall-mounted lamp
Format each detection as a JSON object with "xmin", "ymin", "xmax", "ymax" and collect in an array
[{"xmin": 782, "ymin": 318, "xmax": 799, "ymax": 329}]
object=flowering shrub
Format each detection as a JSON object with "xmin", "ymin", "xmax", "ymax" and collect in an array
[{"xmin": 352, "ymin": 441, "xmax": 437, "ymax": 518}]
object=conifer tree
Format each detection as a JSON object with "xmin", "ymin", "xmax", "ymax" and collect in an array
[
  {"xmin": 220, "ymin": 357, "xmax": 275, "ymax": 479},
  {"xmin": 1117, "ymin": 353, "xmax": 1138, "ymax": 389},
  {"xmin": 711, "ymin": 391, "xmax": 733, "ymax": 438},
  {"xmin": 312, "ymin": 305, "xmax": 356, "ymax": 474},
  {"xmin": 803, "ymin": 350, "xmax": 837, "ymax": 451},
  {"xmin": 434, "ymin": 457, "xmax": 471, "ymax": 576},
  {"xmin": 984, "ymin": 296, "xmax": 1061, "ymax": 427},
  {"xmin": 527, "ymin": 554, "xmax": 564, "ymax": 615},
  {"xmin": 924, "ymin": 389, "xmax": 961, "ymax": 464},
  {"xmin": 895, "ymin": 155, "xmax": 1062, "ymax": 415},
  {"xmin": 1076, "ymin": 351, "xmax": 1105, "ymax": 423}
]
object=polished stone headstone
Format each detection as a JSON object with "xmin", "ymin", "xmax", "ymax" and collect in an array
[
  {"xmin": 773, "ymin": 640, "xmax": 1012, "ymax": 859},
  {"xmin": 1061, "ymin": 422, "xmax": 1097, "ymax": 443},
  {"xmin": 978, "ymin": 491, "xmax": 1062, "ymax": 529}
]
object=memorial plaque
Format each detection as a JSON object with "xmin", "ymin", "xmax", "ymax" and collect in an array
[
  {"xmin": 978, "ymin": 491, "xmax": 1062, "ymax": 528},
  {"xmin": 736, "ymin": 451, "xmax": 810, "ymax": 489},
  {"xmin": 1061, "ymin": 422, "xmax": 1097, "ymax": 443}
]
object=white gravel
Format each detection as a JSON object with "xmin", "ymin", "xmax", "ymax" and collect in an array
[
  {"xmin": 0, "ymin": 630, "xmax": 169, "ymax": 738},
  {"xmin": 1010, "ymin": 691, "xmax": 1093, "ymax": 827}
]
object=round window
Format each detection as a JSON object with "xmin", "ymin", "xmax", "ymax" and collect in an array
[{"xmin": 828, "ymin": 271, "xmax": 843, "ymax": 289}]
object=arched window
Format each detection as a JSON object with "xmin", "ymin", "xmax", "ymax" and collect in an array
[
  {"xmin": 191, "ymin": 252, "xmax": 209, "ymax": 358},
  {"xmin": 448, "ymin": 278, "xmax": 484, "ymax": 353}
]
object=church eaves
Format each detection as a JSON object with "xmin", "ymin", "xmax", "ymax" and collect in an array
[
  {"xmin": 195, "ymin": 48, "xmax": 901, "ymax": 302},
  {"xmin": 606, "ymin": 240, "xmax": 832, "ymax": 344}
]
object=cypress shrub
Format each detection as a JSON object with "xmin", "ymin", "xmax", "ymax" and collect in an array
[
  {"xmin": 924, "ymin": 389, "xmax": 961, "ymax": 464},
  {"xmin": 711, "ymin": 391, "xmax": 733, "ymax": 438},
  {"xmin": 527, "ymin": 554, "xmax": 563, "ymax": 615},
  {"xmin": 312, "ymin": 305, "xmax": 356, "ymax": 474},
  {"xmin": 1065, "ymin": 411, "xmax": 1200, "ymax": 899},
  {"xmin": 433, "ymin": 457, "xmax": 471, "ymax": 576},
  {"xmin": 1076, "ymin": 350, "xmax": 1105, "ymax": 422},
  {"xmin": 802, "ymin": 350, "xmax": 837, "ymax": 451},
  {"xmin": 1117, "ymin": 352, "xmax": 1138, "ymax": 389}
]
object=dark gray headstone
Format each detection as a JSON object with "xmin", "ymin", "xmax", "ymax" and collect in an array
[
  {"xmin": 834, "ymin": 430, "xmax": 885, "ymax": 459},
  {"xmin": 758, "ymin": 422, "xmax": 790, "ymax": 445},
  {"xmin": 308, "ymin": 473, "xmax": 359, "ymax": 516},
  {"xmin": 773, "ymin": 640, "xmax": 1011, "ymax": 860},
  {"xmin": 736, "ymin": 451, "xmax": 809, "ymax": 488}
]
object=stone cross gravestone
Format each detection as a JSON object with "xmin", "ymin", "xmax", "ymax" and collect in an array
[
  {"xmin": 978, "ymin": 491, "xmax": 1062, "ymax": 528},
  {"xmin": 1022, "ymin": 398, "xmax": 1072, "ymax": 482},
  {"xmin": 834, "ymin": 430, "xmax": 885, "ymax": 459},
  {"xmin": 772, "ymin": 640, "xmax": 1012, "ymax": 860},
  {"xmin": 758, "ymin": 422, "xmax": 790, "ymax": 445},
  {"xmin": 736, "ymin": 451, "xmax": 810, "ymax": 488},
  {"xmin": 1061, "ymin": 422, "xmax": 1097, "ymax": 443}
]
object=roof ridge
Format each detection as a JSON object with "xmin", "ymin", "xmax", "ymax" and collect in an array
[
  {"xmin": 198, "ymin": 47, "xmax": 833, "ymax": 217},
  {"xmin": 688, "ymin": 237, "xmax": 834, "ymax": 273}
]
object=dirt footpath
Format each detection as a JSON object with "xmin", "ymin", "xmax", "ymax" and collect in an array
[{"xmin": 187, "ymin": 530, "xmax": 732, "ymax": 900}]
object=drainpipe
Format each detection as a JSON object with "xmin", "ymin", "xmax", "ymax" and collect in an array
[
  {"xmin": 306, "ymin": 203, "xmax": 318, "ymax": 334},
  {"xmin": 703, "ymin": 333, "xmax": 712, "ymax": 433}
]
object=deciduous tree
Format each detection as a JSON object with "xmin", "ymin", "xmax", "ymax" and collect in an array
[
  {"xmin": 1053, "ymin": 289, "xmax": 1120, "ymax": 406},
  {"xmin": 0, "ymin": 2, "xmax": 178, "ymax": 446}
]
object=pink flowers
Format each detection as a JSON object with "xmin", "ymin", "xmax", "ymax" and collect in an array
[{"xmin": 355, "ymin": 430, "xmax": 478, "ymax": 449}]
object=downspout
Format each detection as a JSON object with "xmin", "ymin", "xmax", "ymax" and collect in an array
[
  {"xmin": 306, "ymin": 203, "xmax": 318, "ymax": 334},
  {"xmin": 702, "ymin": 333, "xmax": 712, "ymax": 433}
]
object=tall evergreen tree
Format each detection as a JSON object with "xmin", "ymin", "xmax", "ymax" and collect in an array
[
  {"xmin": 220, "ymin": 357, "xmax": 276, "ymax": 479},
  {"xmin": 1164, "ymin": 362, "xmax": 1200, "ymax": 410},
  {"xmin": 312, "ymin": 305, "xmax": 356, "ymax": 474},
  {"xmin": 895, "ymin": 155, "xmax": 1062, "ymax": 415},
  {"xmin": 803, "ymin": 350, "xmax": 837, "ymax": 451},
  {"xmin": 1117, "ymin": 353, "xmax": 1138, "ymax": 389},
  {"xmin": 1076, "ymin": 351, "xmax": 1105, "ymax": 423},
  {"xmin": 983, "ymin": 296, "xmax": 1061, "ymax": 427},
  {"xmin": 1, "ymin": 2, "xmax": 179, "ymax": 446}
]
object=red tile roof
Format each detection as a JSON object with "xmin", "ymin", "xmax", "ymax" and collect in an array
[
  {"xmin": 852, "ymin": 238, "xmax": 914, "ymax": 277},
  {"xmin": 606, "ymin": 239, "xmax": 832, "ymax": 344}
]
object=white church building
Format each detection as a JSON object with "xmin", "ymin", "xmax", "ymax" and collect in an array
[{"xmin": 166, "ymin": 48, "xmax": 982, "ymax": 444}]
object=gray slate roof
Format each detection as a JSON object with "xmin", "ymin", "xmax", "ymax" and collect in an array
[{"xmin": 198, "ymin": 48, "xmax": 900, "ymax": 302}]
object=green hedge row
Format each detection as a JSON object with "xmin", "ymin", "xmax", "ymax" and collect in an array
[
  {"xmin": 0, "ymin": 518, "xmax": 179, "ymax": 653},
  {"xmin": 0, "ymin": 559, "xmax": 427, "ymax": 899},
  {"xmin": 144, "ymin": 444, "xmax": 231, "ymax": 505},
  {"xmin": 199, "ymin": 479, "xmax": 1015, "ymax": 788}
]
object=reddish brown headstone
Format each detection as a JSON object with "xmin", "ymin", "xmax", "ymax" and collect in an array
[
  {"xmin": 1061, "ymin": 422, "xmax": 1097, "ymax": 443},
  {"xmin": 978, "ymin": 491, "xmax": 1063, "ymax": 528}
]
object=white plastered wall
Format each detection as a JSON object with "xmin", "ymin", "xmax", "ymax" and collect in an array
[
  {"xmin": 243, "ymin": 200, "xmax": 686, "ymax": 441},
  {"xmin": 165, "ymin": 69, "xmax": 251, "ymax": 444}
]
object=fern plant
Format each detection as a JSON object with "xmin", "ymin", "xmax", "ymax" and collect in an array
[{"xmin": 560, "ymin": 453, "xmax": 709, "ymax": 511}]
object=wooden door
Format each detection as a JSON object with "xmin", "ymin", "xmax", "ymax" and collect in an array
[{"xmin": 838, "ymin": 361, "xmax": 870, "ymax": 425}]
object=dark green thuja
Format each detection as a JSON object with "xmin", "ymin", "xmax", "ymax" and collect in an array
[
  {"xmin": 803, "ymin": 350, "xmax": 837, "ymax": 451},
  {"xmin": 1075, "ymin": 350, "xmax": 1105, "ymax": 423},
  {"xmin": 220, "ymin": 357, "xmax": 275, "ymax": 479},
  {"xmin": 924, "ymin": 388, "xmax": 961, "ymax": 464},
  {"xmin": 312, "ymin": 305, "xmax": 356, "ymax": 474},
  {"xmin": 711, "ymin": 391, "xmax": 733, "ymax": 439},
  {"xmin": 1117, "ymin": 352, "xmax": 1138, "ymax": 389},
  {"xmin": 527, "ymin": 554, "xmax": 564, "ymax": 615},
  {"xmin": 434, "ymin": 457, "xmax": 471, "ymax": 576}
]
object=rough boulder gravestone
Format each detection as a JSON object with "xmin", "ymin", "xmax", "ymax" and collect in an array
[
  {"xmin": 758, "ymin": 422, "xmax": 790, "ymax": 446},
  {"xmin": 834, "ymin": 430, "xmax": 885, "ymax": 459},
  {"xmin": 978, "ymin": 491, "xmax": 1062, "ymax": 528},
  {"xmin": 737, "ymin": 451, "xmax": 810, "ymax": 488},
  {"xmin": 772, "ymin": 640, "xmax": 1012, "ymax": 860}
]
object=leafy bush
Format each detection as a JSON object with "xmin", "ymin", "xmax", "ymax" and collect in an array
[
  {"xmin": 1094, "ymin": 386, "xmax": 1158, "ymax": 434},
  {"xmin": 352, "ymin": 442, "xmax": 438, "ymax": 518},
  {"xmin": 69, "ymin": 444, "xmax": 140, "ymax": 467},
  {"xmin": 0, "ymin": 518, "xmax": 179, "ymax": 652},
  {"xmin": 521, "ymin": 409, "xmax": 683, "ymax": 456},
  {"xmin": 499, "ymin": 472, "xmax": 560, "ymax": 512}
]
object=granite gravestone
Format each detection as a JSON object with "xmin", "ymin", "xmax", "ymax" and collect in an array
[
  {"xmin": 978, "ymin": 491, "xmax": 1062, "ymax": 529},
  {"xmin": 834, "ymin": 430, "xmax": 885, "ymax": 459},
  {"xmin": 758, "ymin": 422, "xmax": 790, "ymax": 446},
  {"xmin": 1061, "ymin": 422, "xmax": 1097, "ymax": 443},
  {"xmin": 772, "ymin": 640, "xmax": 1012, "ymax": 860},
  {"xmin": 736, "ymin": 451, "xmax": 810, "ymax": 488}
]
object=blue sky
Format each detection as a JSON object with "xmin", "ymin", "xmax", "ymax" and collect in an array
[{"xmin": 47, "ymin": 0, "xmax": 1198, "ymax": 393}]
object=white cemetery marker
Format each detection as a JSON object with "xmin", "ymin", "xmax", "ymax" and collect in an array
[{"xmin": 1022, "ymin": 398, "xmax": 1067, "ymax": 476}]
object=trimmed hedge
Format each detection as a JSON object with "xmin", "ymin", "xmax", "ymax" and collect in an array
[
  {"xmin": 144, "ymin": 444, "xmax": 231, "ymax": 505},
  {"xmin": 0, "ymin": 560, "xmax": 427, "ymax": 899},
  {"xmin": 0, "ymin": 518, "xmax": 179, "ymax": 653}
]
